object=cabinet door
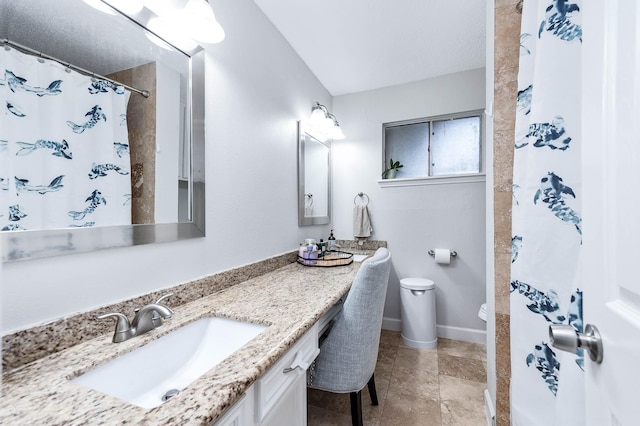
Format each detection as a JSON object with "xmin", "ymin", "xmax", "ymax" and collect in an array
[
  {"xmin": 259, "ymin": 372, "xmax": 306, "ymax": 426},
  {"xmin": 255, "ymin": 324, "xmax": 318, "ymax": 425},
  {"xmin": 212, "ymin": 387, "xmax": 254, "ymax": 426}
]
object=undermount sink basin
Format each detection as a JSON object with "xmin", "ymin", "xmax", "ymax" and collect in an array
[
  {"xmin": 72, "ymin": 317, "xmax": 267, "ymax": 409},
  {"xmin": 352, "ymin": 254, "xmax": 369, "ymax": 262}
]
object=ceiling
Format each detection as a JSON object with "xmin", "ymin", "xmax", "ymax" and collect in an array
[{"xmin": 253, "ymin": 0, "xmax": 487, "ymax": 96}]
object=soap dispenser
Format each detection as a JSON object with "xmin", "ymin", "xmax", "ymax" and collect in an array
[{"xmin": 328, "ymin": 229, "xmax": 336, "ymax": 249}]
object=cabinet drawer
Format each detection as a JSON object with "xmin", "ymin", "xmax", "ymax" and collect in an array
[
  {"xmin": 254, "ymin": 324, "xmax": 319, "ymax": 422},
  {"xmin": 317, "ymin": 300, "xmax": 344, "ymax": 338}
]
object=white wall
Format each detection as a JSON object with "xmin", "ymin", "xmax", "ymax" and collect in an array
[
  {"xmin": 332, "ymin": 69, "xmax": 487, "ymax": 341},
  {"xmin": 1, "ymin": 0, "xmax": 331, "ymax": 333}
]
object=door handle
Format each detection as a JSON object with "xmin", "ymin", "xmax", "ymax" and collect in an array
[{"xmin": 549, "ymin": 323, "xmax": 603, "ymax": 363}]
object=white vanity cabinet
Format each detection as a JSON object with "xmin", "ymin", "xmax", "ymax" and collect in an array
[
  {"xmin": 255, "ymin": 324, "xmax": 318, "ymax": 425},
  {"xmin": 213, "ymin": 389, "xmax": 254, "ymax": 426},
  {"xmin": 213, "ymin": 323, "xmax": 319, "ymax": 426}
]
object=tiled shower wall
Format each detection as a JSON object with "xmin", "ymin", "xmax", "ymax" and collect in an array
[
  {"xmin": 493, "ymin": 1, "xmax": 521, "ymax": 424},
  {"xmin": 109, "ymin": 62, "xmax": 157, "ymax": 224}
]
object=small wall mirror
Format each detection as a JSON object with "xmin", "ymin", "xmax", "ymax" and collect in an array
[
  {"xmin": 1, "ymin": 0, "xmax": 205, "ymax": 261},
  {"xmin": 298, "ymin": 121, "xmax": 331, "ymax": 226}
]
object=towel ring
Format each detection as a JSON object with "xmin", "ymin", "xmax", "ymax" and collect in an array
[{"xmin": 354, "ymin": 192, "xmax": 369, "ymax": 207}]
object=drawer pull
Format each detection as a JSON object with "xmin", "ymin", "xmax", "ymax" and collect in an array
[{"xmin": 283, "ymin": 348, "xmax": 320, "ymax": 373}]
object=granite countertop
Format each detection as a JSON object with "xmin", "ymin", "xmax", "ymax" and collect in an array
[{"xmin": 0, "ymin": 260, "xmax": 364, "ymax": 425}]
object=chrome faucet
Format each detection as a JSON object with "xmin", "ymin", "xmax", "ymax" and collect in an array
[{"xmin": 98, "ymin": 293, "xmax": 174, "ymax": 343}]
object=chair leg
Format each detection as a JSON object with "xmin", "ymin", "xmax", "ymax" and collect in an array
[
  {"xmin": 350, "ymin": 390, "xmax": 363, "ymax": 426},
  {"xmin": 367, "ymin": 373, "xmax": 379, "ymax": 406}
]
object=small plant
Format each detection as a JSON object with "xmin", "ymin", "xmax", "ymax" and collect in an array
[{"xmin": 382, "ymin": 158, "xmax": 403, "ymax": 179}]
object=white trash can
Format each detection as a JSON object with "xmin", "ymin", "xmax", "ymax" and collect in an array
[{"xmin": 400, "ymin": 278, "xmax": 437, "ymax": 349}]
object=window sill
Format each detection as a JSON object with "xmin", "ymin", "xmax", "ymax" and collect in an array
[{"xmin": 377, "ymin": 173, "xmax": 486, "ymax": 187}]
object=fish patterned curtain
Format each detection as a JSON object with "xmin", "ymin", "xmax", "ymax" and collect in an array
[
  {"xmin": 0, "ymin": 46, "xmax": 132, "ymax": 231},
  {"xmin": 511, "ymin": 1, "xmax": 584, "ymax": 425}
]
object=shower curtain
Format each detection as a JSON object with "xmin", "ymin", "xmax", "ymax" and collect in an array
[
  {"xmin": 511, "ymin": 1, "xmax": 583, "ymax": 425},
  {"xmin": 1, "ymin": 46, "xmax": 132, "ymax": 231}
]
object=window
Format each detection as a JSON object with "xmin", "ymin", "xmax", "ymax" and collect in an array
[{"xmin": 382, "ymin": 111, "xmax": 483, "ymax": 181}]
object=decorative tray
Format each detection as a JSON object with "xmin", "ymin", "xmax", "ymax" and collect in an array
[{"xmin": 297, "ymin": 251, "xmax": 354, "ymax": 267}]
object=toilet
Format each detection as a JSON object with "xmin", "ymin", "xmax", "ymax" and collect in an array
[{"xmin": 400, "ymin": 277, "xmax": 437, "ymax": 349}]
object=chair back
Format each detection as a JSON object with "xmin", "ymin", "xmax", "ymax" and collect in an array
[{"xmin": 310, "ymin": 247, "xmax": 392, "ymax": 393}]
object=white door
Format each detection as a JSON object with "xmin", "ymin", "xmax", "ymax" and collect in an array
[{"xmin": 582, "ymin": 0, "xmax": 640, "ymax": 424}]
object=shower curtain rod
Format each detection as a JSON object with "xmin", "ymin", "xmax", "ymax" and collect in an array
[{"xmin": 2, "ymin": 38, "xmax": 150, "ymax": 98}]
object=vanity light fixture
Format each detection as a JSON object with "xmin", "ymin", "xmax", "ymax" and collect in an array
[
  {"xmin": 144, "ymin": 0, "xmax": 225, "ymax": 45},
  {"xmin": 146, "ymin": 16, "xmax": 200, "ymax": 52},
  {"xmin": 307, "ymin": 102, "xmax": 346, "ymax": 141},
  {"xmin": 88, "ymin": 0, "xmax": 225, "ymax": 50},
  {"xmin": 326, "ymin": 113, "xmax": 345, "ymax": 140},
  {"xmin": 178, "ymin": 0, "xmax": 225, "ymax": 44}
]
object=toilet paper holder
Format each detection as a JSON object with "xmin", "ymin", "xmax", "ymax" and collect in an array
[{"xmin": 428, "ymin": 249, "xmax": 457, "ymax": 257}]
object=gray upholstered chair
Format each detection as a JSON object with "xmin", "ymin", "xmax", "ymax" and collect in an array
[{"xmin": 308, "ymin": 247, "xmax": 392, "ymax": 426}]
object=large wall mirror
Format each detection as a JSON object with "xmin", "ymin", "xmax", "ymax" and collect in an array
[
  {"xmin": 0, "ymin": 0, "xmax": 205, "ymax": 261},
  {"xmin": 297, "ymin": 121, "xmax": 331, "ymax": 226}
]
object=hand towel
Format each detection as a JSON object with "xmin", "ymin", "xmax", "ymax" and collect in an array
[{"xmin": 353, "ymin": 205, "xmax": 373, "ymax": 238}]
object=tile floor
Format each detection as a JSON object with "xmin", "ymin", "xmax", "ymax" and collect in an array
[{"xmin": 307, "ymin": 330, "xmax": 487, "ymax": 426}]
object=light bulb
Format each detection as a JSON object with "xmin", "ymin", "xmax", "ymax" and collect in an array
[
  {"xmin": 322, "ymin": 115, "xmax": 334, "ymax": 131},
  {"xmin": 330, "ymin": 124, "xmax": 345, "ymax": 140},
  {"xmin": 308, "ymin": 107, "xmax": 327, "ymax": 128},
  {"xmin": 146, "ymin": 16, "xmax": 199, "ymax": 52},
  {"xmin": 179, "ymin": 0, "xmax": 225, "ymax": 43}
]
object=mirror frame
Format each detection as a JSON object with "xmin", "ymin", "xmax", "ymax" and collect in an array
[
  {"xmin": 297, "ymin": 121, "xmax": 331, "ymax": 226},
  {"xmin": 1, "ymin": 9, "xmax": 206, "ymax": 262}
]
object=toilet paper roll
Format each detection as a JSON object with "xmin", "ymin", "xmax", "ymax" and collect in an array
[{"xmin": 434, "ymin": 248, "xmax": 451, "ymax": 264}]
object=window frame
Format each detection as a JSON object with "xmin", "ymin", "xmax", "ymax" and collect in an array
[{"xmin": 380, "ymin": 109, "xmax": 486, "ymax": 187}]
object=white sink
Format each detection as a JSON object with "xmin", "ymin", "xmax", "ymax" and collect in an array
[
  {"xmin": 353, "ymin": 254, "xmax": 368, "ymax": 262},
  {"xmin": 73, "ymin": 317, "xmax": 267, "ymax": 409}
]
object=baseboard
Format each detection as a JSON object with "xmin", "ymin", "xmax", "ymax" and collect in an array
[
  {"xmin": 383, "ymin": 319, "xmax": 487, "ymax": 344},
  {"xmin": 484, "ymin": 389, "xmax": 496, "ymax": 426},
  {"xmin": 382, "ymin": 317, "xmax": 401, "ymax": 331},
  {"xmin": 436, "ymin": 324, "xmax": 487, "ymax": 344}
]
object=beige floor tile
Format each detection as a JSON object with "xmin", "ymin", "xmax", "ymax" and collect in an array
[
  {"xmin": 308, "ymin": 404, "xmax": 353, "ymax": 426},
  {"xmin": 375, "ymin": 357, "xmax": 395, "ymax": 379},
  {"xmin": 438, "ymin": 353, "xmax": 486, "ymax": 383},
  {"xmin": 369, "ymin": 372, "xmax": 391, "ymax": 402},
  {"xmin": 394, "ymin": 346, "xmax": 439, "ymax": 374},
  {"xmin": 388, "ymin": 365, "xmax": 440, "ymax": 400},
  {"xmin": 309, "ymin": 335, "xmax": 487, "ymax": 425},
  {"xmin": 379, "ymin": 392, "xmax": 442, "ymax": 425},
  {"xmin": 437, "ymin": 338, "xmax": 487, "ymax": 362},
  {"xmin": 379, "ymin": 329, "xmax": 402, "ymax": 346},
  {"xmin": 308, "ymin": 389, "xmax": 384, "ymax": 424},
  {"xmin": 441, "ymin": 400, "xmax": 487, "ymax": 426},
  {"xmin": 378, "ymin": 341, "xmax": 399, "ymax": 365},
  {"xmin": 439, "ymin": 375, "xmax": 486, "ymax": 426}
]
